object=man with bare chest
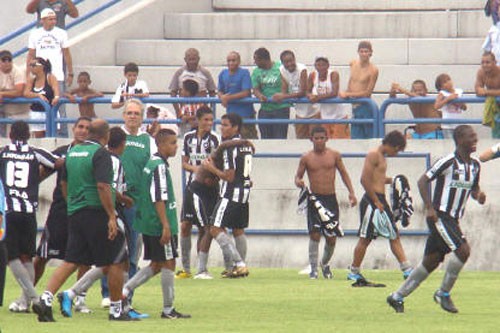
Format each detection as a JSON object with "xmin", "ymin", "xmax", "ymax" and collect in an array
[
  {"xmin": 295, "ymin": 126, "xmax": 357, "ymax": 279},
  {"xmin": 339, "ymin": 41, "xmax": 379, "ymax": 139},
  {"xmin": 347, "ymin": 130, "xmax": 413, "ymax": 286},
  {"xmin": 475, "ymin": 51, "xmax": 500, "ymax": 138}
]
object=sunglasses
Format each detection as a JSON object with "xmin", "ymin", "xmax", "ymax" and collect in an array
[
  {"xmin": 1, "ymin": 57, "xmax": 12, "ymax": 63},
  {"xmin": 30, "ymin": 63, "xmax": 42, "ymax": 68}
]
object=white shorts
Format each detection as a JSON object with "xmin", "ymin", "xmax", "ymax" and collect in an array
[{"xmin": 29, "ymin": 111, "xmax": 46, "ymax": 132}]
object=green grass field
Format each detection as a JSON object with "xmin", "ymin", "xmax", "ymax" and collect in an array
[{"xmin": 0, "ymin": 268, "xmax": 498, "ymax": 333}]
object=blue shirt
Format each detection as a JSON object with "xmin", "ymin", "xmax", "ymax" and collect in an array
[{"xmin": 218, "ymin": 68, "xmax": 254, "ymax": 117}]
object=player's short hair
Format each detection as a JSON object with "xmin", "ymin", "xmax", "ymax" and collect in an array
[
  {"xmin": 382, "ymin": 130, "xmax": 406, "ymax": 150},
  {"xmin": 453, "ymin": 125, "xmax": 473, "ymax": 145},
  {"xmin": 358, "ymin": 40, "xmax": 373, "ymax": 51},
  {"xmin": 108, "ymin": 127, "xmax": 126, "ymax": 149},
  {"xmin": 310, "ymin": 126, "xmax": 327, "ymax": 136},
  {"xmin": 254, "ymin": 47, "xmax": 271, "ymax": 61},
  {"xmin": 10, "ymin": 120, "xmax": 30, "ymax": 142},
  {"xmin": 196, "ymin": 105, "xmax": 213, "ymax": 119},
  {"xmin": 77, "ymin": 71, "xmax": 91, "ymax": 80},
  {"xmin": 74, "ymin": 116, "xmax": 92, "ymax": 127},
  {"xmin": 88, "ymin": 119, "xmax": 109, "ymax": 140},
  {"xmin": 222, "ymin": 113, "xmax": 242, "ymax": 132},
  {"xmin": 123, "ymin": 62, "xmax": 139, "ymax": 74},
  {"xmin": 435, "ymin": 73, "xmax": 451, "ymax": 91},
  {"xmin": 155, "ymin": 128, "xmax": 177, "ymax": 145},
  {"xmin": 280, "ymin": 50, "xmax": 295, "ymax": 62},
  {"xmin": 182, "ymin": 79, "xmax": 199, "ymax": 97}
]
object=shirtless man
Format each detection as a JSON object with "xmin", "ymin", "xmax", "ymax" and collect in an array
[
  {"xmin": 295, "ymin": 126, "xmax": 357, "ymax": 279},
  {"xmin": 475, "ymin": 51, "xmax": 500, "ymax": 138},
  {"xmin": 390, "ymin": 80, "xmax": 443, "ymax": 139},
  {"xmin": 347, "ymin": 130, "xmax": 412, "ymax": 286},
  {"xmin": 339, "ymin": 41, "xmax": 378, "ymax": 139}
]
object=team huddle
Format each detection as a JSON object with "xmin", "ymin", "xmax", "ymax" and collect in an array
[{"xmin": 0, "ymin": 98, "xmax": 496, "ymax": 321}]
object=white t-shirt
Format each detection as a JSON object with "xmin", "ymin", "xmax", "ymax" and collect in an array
[
  {"xmin": 483, "ymin": 23, "xmax": 500, "ymax": 66},
  {"xmin": 168, "ymin": 65, "xmax": 216, "ymax": 93},
  {"xmin": 280, "ymin": 63, "xmax": 310, "ymax": 117},
  {"xmin": 28, "ymin": 26, "xmax": 68, "ymax": 81},
  {"xmin": 111, "ymin": 80, "xmax": 149, "ymax": 103},
  {"xmin": 0, "ymin": 64, "xmax": 30, "ymax": 116},
  {"xmin": 310, "ymin": 70, "xmax": 347, "ymax": 119},
  {"xmin": 439, "ymin": 88, "xmax": 465, "ymax": 130}
]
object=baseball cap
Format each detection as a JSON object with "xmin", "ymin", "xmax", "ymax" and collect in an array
[
  {"xmin": 0, "ymin": 50, "xmax": 13, "ymax": 60},
  {"xmin": 40, "ymin": 8, "xmax": 56, "ymax": 19}
]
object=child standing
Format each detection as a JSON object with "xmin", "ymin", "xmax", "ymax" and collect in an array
[
  {"xmin": 111, "ymin": 62, "xmax": 149, "ymax": 109},
  {"xmin": 178, "ymin": 79, "xmax": 204, "ymax": 136},
  {"xmin": 64, "ymin": 72, "xmax": 103, "ymax": 118},
  {"xmin": 434, "ymin": 74, "xmax": 467, "ymax": 139}
]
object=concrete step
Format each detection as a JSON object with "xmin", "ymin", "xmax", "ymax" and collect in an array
[
  {"xmin": 163, "ymin": 11, "xmax": 490, "ymax": 39},
  {"xmin": 212, "ymin": 0, "xmax": 482, "ymax": 11},
  {"xmin": 74, "ymin": 64, "xmax": 480, "ymax": 94},
  {"xmin": 116, "ymin": 38, "xmax": 484, "ymax": 67}
]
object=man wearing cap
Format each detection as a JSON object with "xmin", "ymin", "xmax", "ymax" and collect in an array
[
  {"xmin": 27, "ymin": 8, "xmax": 73, "ymax": 137},
  {"xmin": 0, "ymin": 50, "xmax": 30, "ymax": 137},
  {"xmin": 26, "ymin": 0, "xmax": 79, "ymax": 30}
]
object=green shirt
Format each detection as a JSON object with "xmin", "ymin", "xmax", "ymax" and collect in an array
[
  {"xmin": 64, "ymin": 141, "xmax": 115, "ymax": 215},
  {"xmin": 251, "ymin": 61, "xmax": 290, "ymax": 111},
  {"xmin": 120, "ymin": 128, "xmax": 157, "ymax": 201},
  {"xmin": 134, "ymin": 154, "xmax": 178, "ymax": 236}
]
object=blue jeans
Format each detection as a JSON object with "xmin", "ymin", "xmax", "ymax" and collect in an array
[
  {"xmin": 258, "ymin": 107, "xmax": 290, "ymax": 139},
  {"xmin": 351, "ymin": 104, "xmax": 373, "ymax": 139}
]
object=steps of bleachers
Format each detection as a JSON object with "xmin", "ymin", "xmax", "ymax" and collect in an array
[
  {"xmin": 212, "ymin": 0, "xmax": 482, "ymax": 11},
  {"xmin": 163, "ymin": 11, "xmax": 488, "ymax": 39},
  {"xmin": 116, "ymin": 38, "xmax": 483, "ymax": 67},
  {"xmin": 75, "ymin": 64, "xmax": 480, "ymax": 94}
]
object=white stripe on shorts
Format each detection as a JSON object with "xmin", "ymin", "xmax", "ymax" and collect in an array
[
  {"xmin": 435, "ymin": 219, "xmax": 457, "ymax": 251},
  {"xmin": 193, "ymin": 193, "xmax": 204, "ymax": 226},
  {"xmin": 360, "ymin": 204, "xmax": 373, "ymax": 238},
  {"xmin": 213, "ymin": 198, "xmax": 229, "ymax": 228}
]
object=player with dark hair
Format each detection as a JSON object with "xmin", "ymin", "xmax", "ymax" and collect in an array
[
  {"xmin": 388, "ymin": 125, "xmax": 485, "ymax": 313},
  {"xmin": 347, "ymin": 130, "xmax": 413, "ymax": 286}
]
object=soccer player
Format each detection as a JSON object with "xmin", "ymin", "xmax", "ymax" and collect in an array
[
  {"xmin": 388, "ymin": 125, "xmax": 485, "ymax": 314},
  {"xmin": 177, "ymin": 106, "xmax": 220, "ymax": 279},
  {"xmin": 202, "ymin": 113, "xmax": 254, "ymax": 278},
  {"xmin": 34, "ymin": 119, "xmax": 129, "ymax": 322},
  {"xmin": 348, "ymin": 130, "xmax": 413, "ymax": 286},
  {"xmin": 0, "ymin": 120, "xmax": 59, "ymax": 313},
  {"xmin": 295, "ymin": 126, "xmax": 357, "ymax": 279},
  {"xmin": 122, "ymin": 128, "xmax": 191, "ymax": 319}
]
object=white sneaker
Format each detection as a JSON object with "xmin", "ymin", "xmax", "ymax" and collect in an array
[
  {"xmin": 101, "ymin": 297, "xmax": 111, "ymax": 308},
  {"xmin": 193, "ymin": 271, "xmax": 213, "ymax": 280},
  {"xmin": 74, "ymin": 296, "xmax": 93, "ymax": 313},
  {"xmin": 9, "ymin": 299, "xmax": 29, "ymax": 313},
  {"xmin": 298, "ymin": 265, "xmax": 311, "ymax": 275}
]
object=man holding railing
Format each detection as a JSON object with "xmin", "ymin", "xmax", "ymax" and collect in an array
[{"xmin": 475, "ymin": 51, "xmax": 500, "ymax": 138}]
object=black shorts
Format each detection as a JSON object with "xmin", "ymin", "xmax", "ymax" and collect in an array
[
  {"xmin": 36, "ymin": 200, "xmax": 68, "ymax": 259},
  {"xmin": 358, "ymin": 193, "xmax": 397, "ymax": 240},
  {"xmin": 5, "ymin": 212, "xmax": 37, "ymax": 261},
  {"xmin": 143, "ymin": 234, "xmax": 178, "ymax": 262},
  {"xmin": 181, "ymin": 181, "xmax": 218, "ymax": 228},
  {"xmin": 307, "ymin": 194, "xmax": 339, "ymax": 234},
  {"xmin": 424, "ymin": 212, "xmax": 466, "ymax": 256},
  {"xmin": 210, "ymin": 198, "xmax": 249, "ymax": 229},
  {"xmin": 65, "ymin": 208, "xmax": 127, "ymax": 267}
]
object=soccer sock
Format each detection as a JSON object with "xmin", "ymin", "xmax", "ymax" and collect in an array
[
  {"xmin": 399, "ymin": 260, "xmax": 412, "ymax": 272},
  {"xmin": 109, "ymin": 300, "xmax": 122, "ymax": 318},
  {"xmin": 222, "ymin": 248, "xmax": 233, "ymax": 271},
  {"xmin": 197, "ymin": 251, "xmax": 209, "ymax": 273},
  {"xmin": 71, "ymin": 267, "xmax": 105, "ymax": 295},
  {"xmin": 440, "ymin": 253, "xmax": 465, "ymax": 294},
  {"xmin": 180, "ymin": 235, "xmax": 192, "ymax": 273},
  {"xmin": 21, "ymin": 261, "xmax": 35, "ymax": 304},
  {"xmin": 321, "ymin": 242, "xmax": 335, "ymax": 267},
  {"xmin": 308, "ymin": 239, "xmax": 319, "ymax": 272},
  {"xmin": 161, "ymin": 268, "xmax": 174, "ymax": 314},
  {"xmin": 215, "ymin": 232, "xmax": 242, "ymax": 264},
  {"xmin": 395, "ymin": 263, "xmax": 429, "ymax": 298},
  {"xmin": 123, "ymin": 266, "xmax": 154, "ymax": 297},
  {"xmin": 9, "ymin": 259, "xmax": 38, "ymax": 301},
  {"xmin": 234, "ymin": 234, "xmax": 248, "ymax": 261},
  {"xmin": 349, "ymin": 266, "xmax": 360, "ymax": 274}
]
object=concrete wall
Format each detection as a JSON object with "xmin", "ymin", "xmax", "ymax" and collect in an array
[{"xmin": 20, "ymin": 137, "xmax": 500, "ymax": 271}]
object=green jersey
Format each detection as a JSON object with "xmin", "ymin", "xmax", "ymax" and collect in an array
[
  {"xmin": 64, "ymin": 140, "xmax": 114, "ymax": 215},
  {"xmin": 120, "ymin": 128, "xmax": 157, "ymax": 201},
  {"xmin": 134, "ymin": 154, "xmax": 178, "ymax": 236},
  {"xmin": 251, "ymin": 61, "xmax": 290, "ymax": 111}
]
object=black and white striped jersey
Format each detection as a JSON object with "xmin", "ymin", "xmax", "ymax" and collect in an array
[
  {"xmin": 220, "ymin": 138, "xmax": 253, "ymax": 204},
  {"xmin": 182, "ymin": 129, "xmax": 220, "ymax": 183},
  {"xmin": 0, "ymin": 142, "xmax": 58, "ymax": 213},
  {"xmin": 425, "ymin": 152, "xmax": 480, "ymax": 219},
  {"xmin": 110, "ymin": 153, "xmax": 126, "ymax": 195}
]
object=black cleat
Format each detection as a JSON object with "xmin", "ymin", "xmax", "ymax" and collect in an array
[
  {"xmin": 321, "ymin": 265, "xmax": 333, "ymax": 279},
  {"xmin": 387, "ymin": 294, "xmax": 404, "ymax": 313},
  {"xmin": 32, "ymin": 300, "xmax": 55, "ymax": 322},
  {"xmin": 161, "ymin": 308, "xmax": 191, "ymax": 319},
  {"xmin": 109, "ymin": 313, "xmax": 140, "ymax": 321},
  {"xmin": 433, "ymin": 291, "xmax": 458, "ymax": 313}
]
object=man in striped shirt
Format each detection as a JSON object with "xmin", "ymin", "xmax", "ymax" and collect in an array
[{"xmin": 388, "ymin": 125, "xmax": 485, "ymax": 314}]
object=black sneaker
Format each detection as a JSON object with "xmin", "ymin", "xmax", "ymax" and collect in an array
[
  {"xmin": 433, "ymin": 291, "xmax": 458, "ymax": 313},
  {"xmin": 32, "ymin": 300, "xmax": 55, "ymax": 322},
  {"xmin": 387, "ymin": 294, "xmax": 404, "ymax": 313},
  {"xmin": 321, "ymin": 265, "xmax": 333, "ymax": 279},
  {"xmin": 109, "ymin": 313, "xmax": 140, "ymax": 321},
  {"xmin": 161, "ymin": 308, "xmax": 191, "ymax": 319}
]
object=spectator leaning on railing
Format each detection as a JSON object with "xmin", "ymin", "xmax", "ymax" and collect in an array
[{"xmin": 475, "ymin": 51, "xmax": 500, "ymax": 138}]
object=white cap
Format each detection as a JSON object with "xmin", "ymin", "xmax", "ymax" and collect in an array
[{"xmin": 40, "ymin": 8, "xmax": 56, "ymax": 19}]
